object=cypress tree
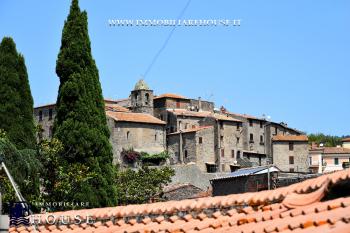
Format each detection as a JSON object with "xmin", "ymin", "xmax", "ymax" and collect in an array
[
  {"xmin": 0, "ymin": 37, "xmax": 36, "ymax": 150},
  {"xmin": 54, "ymin": 0, "xmax": 117, "ymax": 207}
]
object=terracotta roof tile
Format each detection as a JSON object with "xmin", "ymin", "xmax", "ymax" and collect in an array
[
  {"xmin": 323, "ymin": 147, "xmax": 350, "ymax": 154},
  {"xmin": 167, "ymin": 126, "xmax": 213, "ymax": 135},
  {"xmin": 10, "ymin": 169, "xmax": 350, "ymax": 233},
  {"xmin": 106, "ymin": 111, "xmax": 166, "ymax": 125},
  {"xmin": 342, "ymin": 137, "xmax": 350, "ymax": 142},
  {"xmin": 154, "ymin": 93, "xmax": 189, "ymax": 100},
  {"xmin": 170, "ymin": 109, "xmax": 242, "ymax": 122},
  {"xmin": 104, "ymin": 103, "xmax": 129, "ymax": 112},
  {"xmin": 272, "ymin": 134, "xmax": 309, "ymax": 142}
]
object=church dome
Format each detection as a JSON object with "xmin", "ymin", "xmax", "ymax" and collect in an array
[{"xmin": 134, "ymin": 79, "xmax": 150, "ymax": 90}]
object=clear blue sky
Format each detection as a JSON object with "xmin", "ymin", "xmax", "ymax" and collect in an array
[{"xmin": 0, "ymin": 0, "xmax": 349, "ymax": 136}]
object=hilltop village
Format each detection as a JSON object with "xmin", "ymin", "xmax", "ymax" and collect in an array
[{"xmin": 34, "ymin": 79, "xmax": 312, "ymax": 185}]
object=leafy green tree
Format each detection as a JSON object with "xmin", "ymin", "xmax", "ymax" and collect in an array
[
  {"xmin": 308, "ymin": 133, "xmax": 342, "ymax": 147},
  {"xmin": 53, "ymin": 0, "xmax": 117, "ymax": 207},
  {"xmin": 0, "ymin": 37, "xmax": 36, "ymax": 149},
  {"xmin": 0, "ymin": 130, "xmax": 41, "ymax": 213},
  {"xmin": 115, "ymin": 166, "xmax": 175, "ymax": 205}
]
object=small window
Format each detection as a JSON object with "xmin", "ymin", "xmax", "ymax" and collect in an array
[
  {"xmin": 199, "ymin": 137, "xmax": 203, "ymax": 144},
  {"xmin": 260, "ymin": 135, "xmax": 264, "ymax": 143},
  {"xmin": 237, "ymin": 151, "xmax": 241, "ymax": 159},
  {"xmin": 179, "ymin": 121, "xmax": 182, "ymax": 130},
  {"xmin": 290, "ymin": 168, "xmax": 294, "ymax": 172},
  {"xmin": 220, "ymin": 136, "xmax": 224, "ymax": 142},
  {"xmin": 289, "ymin": 156, "xmax": 294, "ymax": 165},
  {"xmin": 236, "ymin": 137, "xmax": 240, "ymax": 144},
  {"xmin": 176, "ymin": 100, "xmax": 180, "ymax": 108},
  {"xmin": 334, "ymin": 158, "xmax": 339, "ymax": 165},
  {"xmin": 154, "ymin": 133, "xmax": 157, "ymax": 141},
  {"xmin": 220, "ymin": 121, "xmax": 224, "ymax": 130},
  {"xmin": 275, "ymin": 127, "xmax": 278, "ymax": 135},
  {"xmin": 184, "ymin": 150, "xmax": 188, "ymax": 158},
  {"xmin": 236, "ymin": 123, "xmax": 240, "ymax": 131},
  {"xmin": 39, "ymin": 110, "xmax": 43, "ymax": 122},
  {"xmin": 289, "ymin": 142, "xmax": 294, "ymax": 151},
  {"xmin": 260, "ymin": 121, "xmax": 263, "ymax": 128},
  {"xmin": 249, "ymin": 119, "xmax": 253, "ymax": 127},
  {"xmin": 145, "ymin": 93, "xmax": 150, "ymax": 105},
  {"xmin": 206, "ymin": 164, "xmax": 217, "ymax": 173},
  {"xmin": 231, "ymin": 150, "xmax": 235, "ymax": 158},
  {"xmin": 221, "ymin": 149, "xmax": 225, "ymax": 157},
  {"xmin": 250, "ymin": 134, "xmax": 254, "ymax": 142},
  {"xmin": 49, "ymin": 109, "xmax": 53, "ymax": 120},
  {"xmin": 126, "ymin": 131, "xmax": 130, "ymax": 140}
]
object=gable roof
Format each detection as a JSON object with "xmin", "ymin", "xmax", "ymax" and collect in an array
[
  {"xmin": 106, "ymin": 111, "xmax": 166, "ymax": 125},
  {"xmin": 272, "ymin": 135, "xmax": 308, "ymax": 142},
  {"xmin": 10, "ymin": 169, "xmax": 350, "ymax": 233}
]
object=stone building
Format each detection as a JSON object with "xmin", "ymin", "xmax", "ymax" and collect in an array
[
  {"xmin": 167, "ymin": 126, "xmax": 215, "ymax": 172},
  {"xmin": 106, "ymin": 110, "xmax": 166, "ymax": 164},
  {"xmin": 272, "ymin": 135, "xmax": 309, "ymax": 172},
  {"xmin": 34, "ymin": 79, "xmax": 308, "ymax": 174},
  {"xmin": 34, "ymin": 81, "xmax": 166, "ymax": 165}
]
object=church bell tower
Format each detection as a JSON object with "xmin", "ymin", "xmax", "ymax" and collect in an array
[{"xmin": 130, "ymin": 79, "xmax": 154, "ymax": 115}]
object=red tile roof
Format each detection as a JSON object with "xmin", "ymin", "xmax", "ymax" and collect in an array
[
  {"xmin": 154, "ymin": 93, "xmax": 189, "ymax": 100},
  {"xmin": 272, "ymin": 134, "xmax": 308, "ymax": 142},
  {"xmin": 106, "ymin": 111, "xmax": 166, "ymax": 125},
  {"xmin": 168, "ymin": 126, "xmax": 213, "ymax": 135},
  {"xmin": 342, "ymin": 137, "xmax": 350, "ymax": 142},
  {"xmin": 10, "ymin": 169, "xmax": 350, "ymax": 233},
  {"xmin": 170, "ymin": 109, "xmax": 242, "ymax": 122},
  {"xmin": 323, "ymin": 147, "xmax": 350, "ymax": 154},
  {"xmin": 105, "ymin": 103, "xmax": 129, "ymax": 112}
]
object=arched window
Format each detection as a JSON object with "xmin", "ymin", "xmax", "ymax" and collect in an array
[{"xmin": 127, "ymin": 131, "xmax": 130, "ymax": 140}]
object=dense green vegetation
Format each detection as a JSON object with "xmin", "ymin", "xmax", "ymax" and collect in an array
[
  {"xmin": 53, "ymin": 0, "xmax": 117, "ymax": 207},
  {"xmin": 0, "ymin": 37, "xmax": 36, "ymax": 150},
  {"xmin": 0, "ymin": 130, "xmax": 41, "ymax": 212},
  {"xmin": 115, "ymin": 166, "xmax": 175, "ymax": 205},
  {"xmin": 308, "ymin": 133, "xmax": 346, "ymax": 147}
]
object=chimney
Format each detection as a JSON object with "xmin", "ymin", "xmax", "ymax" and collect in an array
[{"xmin": 198, "ymin": 97, "xmax": 202, "ymax": 112}]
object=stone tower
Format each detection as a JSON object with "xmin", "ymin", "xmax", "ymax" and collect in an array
[{"xmin": 130, "ymin": 79, "xmax": 154, "ymax": 115}]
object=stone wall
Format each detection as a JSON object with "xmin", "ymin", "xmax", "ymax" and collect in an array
[
  {"xmin": 170, "ymin": 164, "xmax": 227, "ymax": 190},
  {"xmin": 34, "ymin": 105, "xmax": 56, "ymax": 140},
  {"xmin": 108, "ymin": 119, "xmax": 166, "ymax": 164},
  {"xmin": 272, "ymin": 141, "xmax": 309, "ymax": 172}
]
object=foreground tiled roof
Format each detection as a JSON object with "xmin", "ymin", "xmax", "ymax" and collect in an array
[
  {"xmin": 10, "ymin": 169, "xmax": 350, "ymax": 233},
  {"xmin": 106, "ymin": 111, "xmax": 166, "ymax": 125},
  {"xmin": 154, "ymin": 93, "xmax": 189, "ymax": 100},
  {"xmin": 272, "ymin": 135, "xmax": 308, "ymax": 142}
]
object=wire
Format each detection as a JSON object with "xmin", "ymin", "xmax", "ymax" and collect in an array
[{"xmin": 143, "ymin": 0, "xmax": 192, "ymax": 78}]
